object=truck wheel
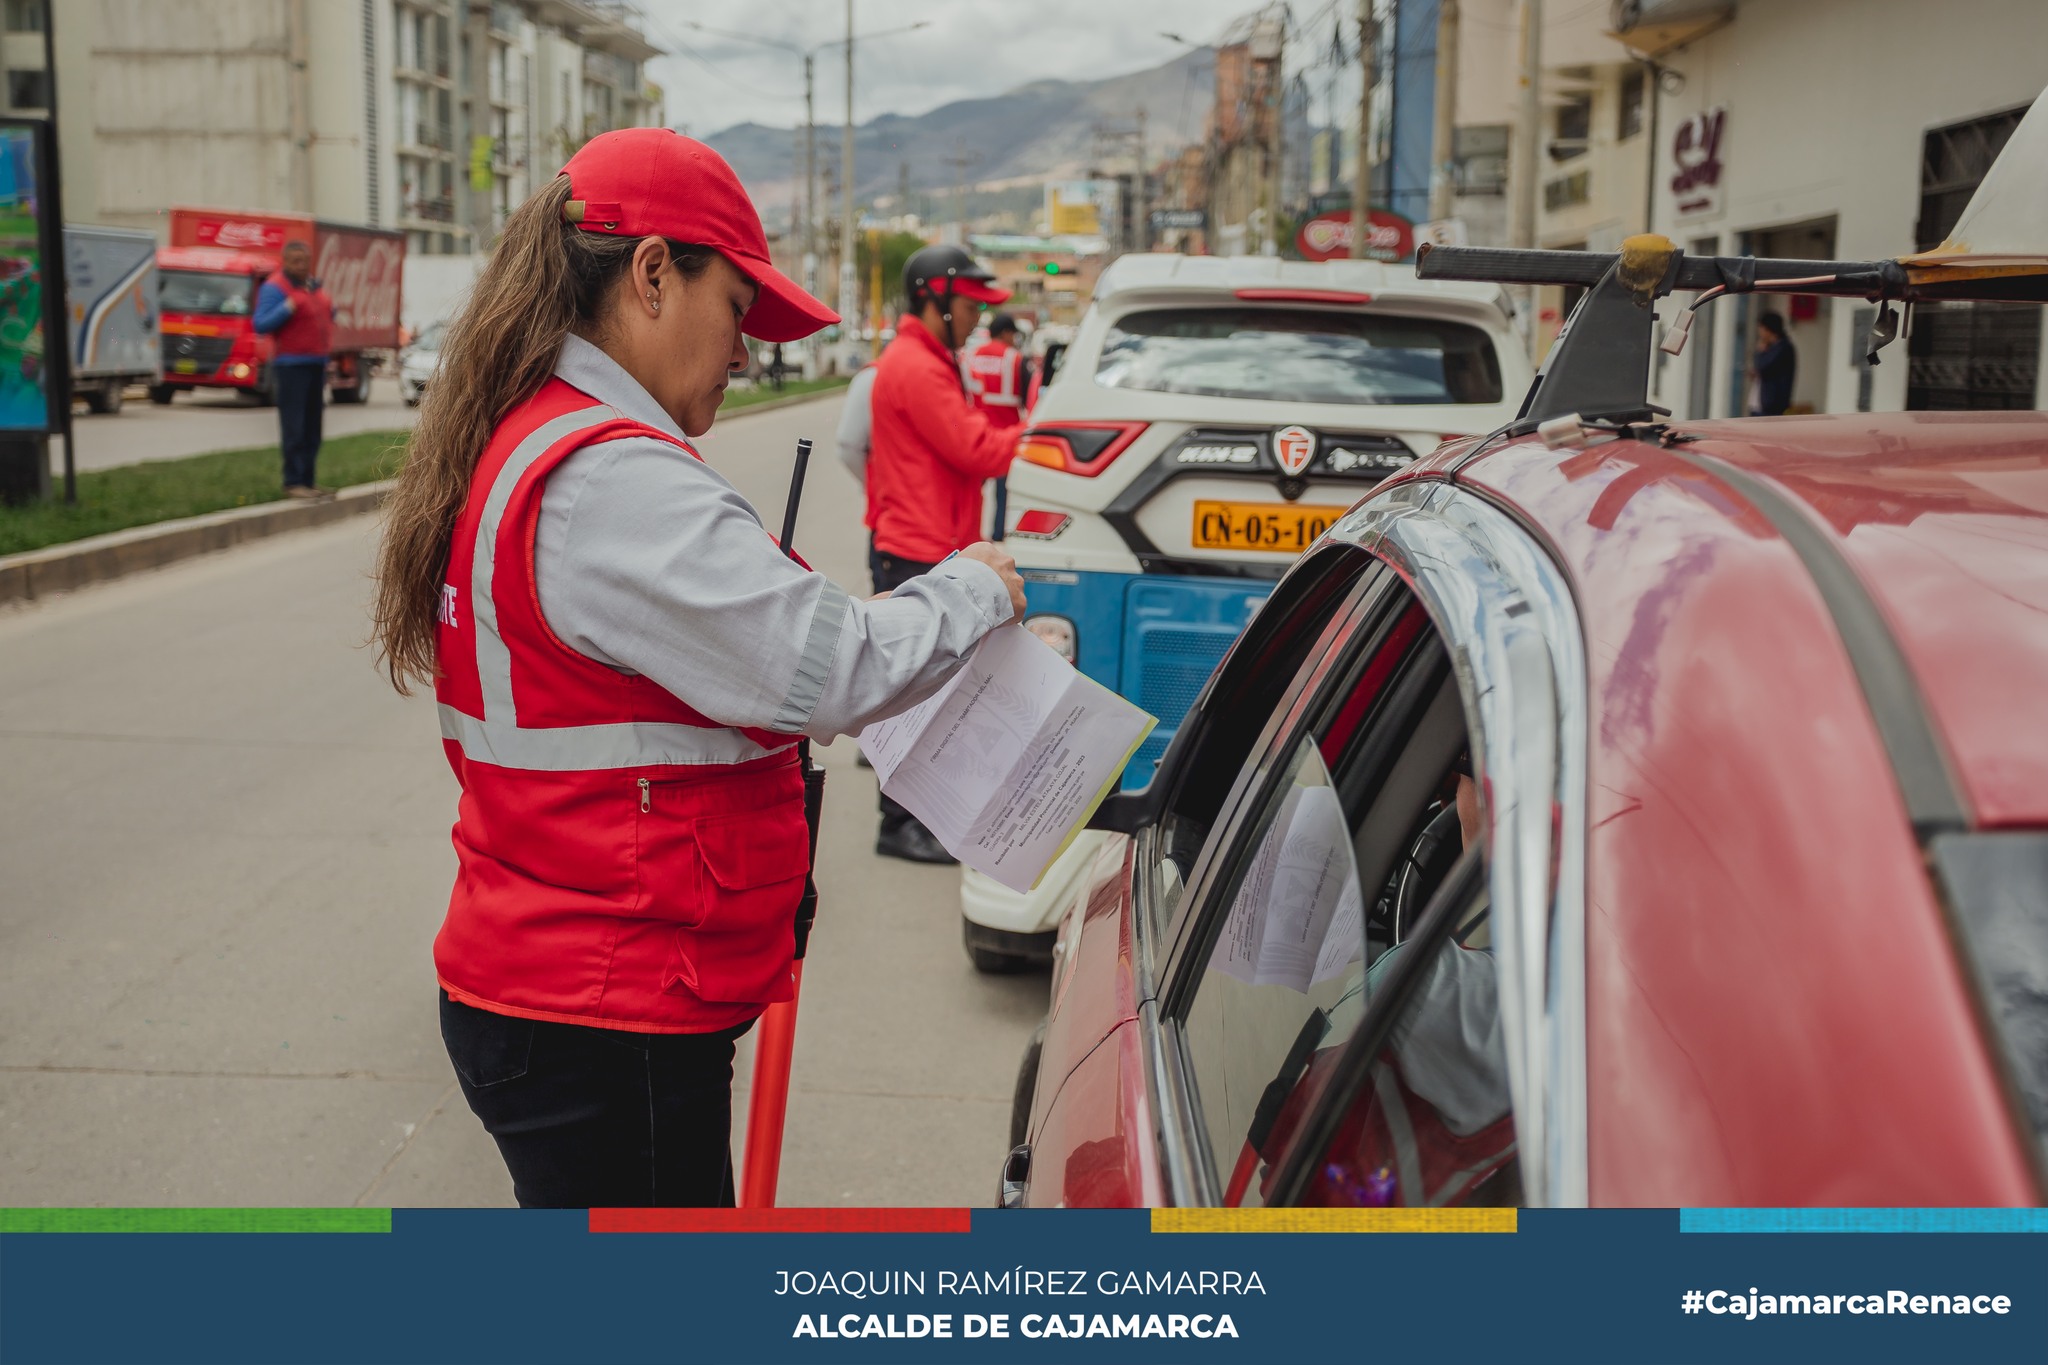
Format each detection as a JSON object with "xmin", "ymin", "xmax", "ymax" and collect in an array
[
  {"xmin": 96, "ymin": 380, "xmax": 125, "ymax": 415},
  {"xmin": 331, "ymin": 372, "xmax": 371, "ymax": 405},
  {"xmin": 147, "ymin": 384, "xmax": 176, "ymax": 405}
]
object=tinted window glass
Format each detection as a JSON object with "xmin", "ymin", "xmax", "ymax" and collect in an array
[
  {"xmin": 160, "ymin": 270, "xmax": 254, "ymax": 316},
  {"xmin": 1177, "ymin": 596, "xmax": 1489, "ymax": 1206},
  {"xmin": 1096, "ymin": 308, "xmax": 1504, "ymax": 406}
]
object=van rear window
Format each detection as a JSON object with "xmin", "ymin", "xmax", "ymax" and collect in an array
[{"xmin": 1094, "ymin": 307, "xmax": 1504, "ymax": 406}]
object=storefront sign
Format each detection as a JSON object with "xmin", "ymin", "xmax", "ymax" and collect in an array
[
  {"xmin": 1670, "ymin": 107, "xmax": 1726, "ymax": 218},
  {"xmin": 1150, "ymin": 208, "xmax": 1206, "ymax": 231},
  {"xmin": 1295, "ymin": 208, "xmax": 1414, "ymax": 262}
]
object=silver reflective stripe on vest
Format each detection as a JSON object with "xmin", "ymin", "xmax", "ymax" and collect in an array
[
  {"xmin": 451, "ymin": 403, "xmax": 777, "ymax": 771},
  {"xmin": 768, "ymin": 578, "xmax": 849, "ymax": 732}
]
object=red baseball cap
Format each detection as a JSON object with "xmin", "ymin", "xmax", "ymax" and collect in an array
[{"xmin": 561, "ymin": 128, "xmax": 838, "ymax": 343}]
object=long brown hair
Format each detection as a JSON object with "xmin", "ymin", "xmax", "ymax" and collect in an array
[{"xmin": 372, "ymin": 175, "xmax": 712, "ymax": 693}]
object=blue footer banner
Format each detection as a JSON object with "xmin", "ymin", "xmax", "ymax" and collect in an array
[{"xmin": 2, "ymin": 1207, "xmax": 2043, "ymax": 1363}]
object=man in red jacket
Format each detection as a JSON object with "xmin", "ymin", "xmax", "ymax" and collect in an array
[{"xmin": 865, "ymin": 244, "xmax": 1018, "ymax": 862}]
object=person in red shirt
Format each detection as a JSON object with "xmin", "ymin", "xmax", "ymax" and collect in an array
[{"xmin": 865, "ymin": 244, "xmax": 1018, "ymax": 862}]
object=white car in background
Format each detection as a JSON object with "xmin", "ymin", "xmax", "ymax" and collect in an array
[
  {"xmin": 962, "ymin": 253, "xmax": 1530, "ymax": 973},
  {"xmin": 399, "ymin": 321, "xmax": 445, "ymax": 407}
]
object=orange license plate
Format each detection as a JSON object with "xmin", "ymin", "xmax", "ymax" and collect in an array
[{"xmin": 1191, "ymin": 500, "xmax": 1348, "ymax": 553}]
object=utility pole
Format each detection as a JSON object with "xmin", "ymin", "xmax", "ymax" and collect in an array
[
  {"xmin": 1511, "ymin": 0, "xmax": 1543, "ymax": 338},
  {"xmin": 839, "ymin": 0, "xmax": 857, "ymax": 362},
  {"xmin": 1135, "ymin": 105, "xmax": 1149, "ymax": 252},
  {"xmin": 1253, "ymin": 9, "xmax": 1285, "ymax": 256},
  {"xmin": 1428, "ymin": 0, "xmax": 1460, "ymax": 222},
  {"xmin": 803, "ymin": 54, "xmax": 817, "ymax": 296},
  {"xmin": 1349, "ymin": 0, "xmax": 1377, "ymax": 259},
  {"xmin": 945, "ymin": 140, "xmax": 981, "ymax": 243}
]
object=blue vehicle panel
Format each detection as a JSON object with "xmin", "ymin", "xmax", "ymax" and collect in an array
[{"xmin": 1020, "ymin": 567, "xmax": 1270, "ymax": 789}]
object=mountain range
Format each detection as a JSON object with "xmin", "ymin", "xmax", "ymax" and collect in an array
[{"xmin": 701, "ymin": 47, "xmax": 1215, "ymax": 224}]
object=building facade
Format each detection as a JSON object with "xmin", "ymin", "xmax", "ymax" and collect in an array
[{"xmin": 14, "ymin": 0, "xmax": 661, "ymax": 257}]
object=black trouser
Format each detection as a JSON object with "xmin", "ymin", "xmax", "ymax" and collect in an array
[
  {"xmin": 440, "ymin": 990, "xmax": 751, "ymax": 1209},
  {"xmin": 274, "ymin": 361, "xmax": 325, "ymax": 489},
  {"xmin": 869, "ymin": 540, "xmax": 940, "ymax": 832}
]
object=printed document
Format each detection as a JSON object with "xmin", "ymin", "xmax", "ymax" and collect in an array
[
  {"xmin": 1208, "ymin": 779, "xmax": 1365, "ymax": 992},
  {"xmin": 858, "ymin": 625, "xmax": 1156, "ymax": 893}
]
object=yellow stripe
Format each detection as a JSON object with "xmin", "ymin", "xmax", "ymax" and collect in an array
[{"xmin": 1151, "ymin": 1208, "xmax": 1516, "ymax": 1234}]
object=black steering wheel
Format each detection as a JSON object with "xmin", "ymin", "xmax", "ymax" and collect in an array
[{"xmin": 1390, "ymin": 802, "xmax": 1465, "ymax": 945}]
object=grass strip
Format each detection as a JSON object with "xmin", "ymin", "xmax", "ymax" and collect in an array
[
  {"xmin": 0, "ymin": 1208, "xmax": 391, "ymax": 1233},
  {"xmin": 0, "ymin": 430, "xmax": 408, "ymax": 557},
  {"xmin": 721, "ymin": 375, "xmax": 849, "ymax": 410}
]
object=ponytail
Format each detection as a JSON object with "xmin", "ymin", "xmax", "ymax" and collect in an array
[{"xmin": 372, "ymin": 176, "xmax": 712, "ymax": 693}]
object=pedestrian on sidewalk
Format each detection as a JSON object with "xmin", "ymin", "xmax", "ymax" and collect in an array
[
  {"xmin": 252, "ymin": 240, "xmax": 334, "ymax": 498},
  {"xmin": 372, "ymin": 130, "xmax": 1025, "ymax": 1210},
  {"xmin": 864, "ymin": 245, "xmax": 1019, "ymax": 863}
]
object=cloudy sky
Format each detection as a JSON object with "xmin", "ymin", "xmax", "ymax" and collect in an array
[{"xmin": 635, "ymin": 1, "xmax": 1297, "ymax": 138}]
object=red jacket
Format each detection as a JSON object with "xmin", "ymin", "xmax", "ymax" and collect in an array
[
  {"xmin": 260, "ymin": 269, "xmax": 334, "ymax": 358},
  {"xmin": 433, "ymin": 377, "xmax": 806, "ymax": 1034},
  {"xmin": 964, "ymin": 339, "xmax": 1025, "ymax": 429},
  {"xmin": 867, "ymin": 314, "xmax": 1016, "ymax": 562}
]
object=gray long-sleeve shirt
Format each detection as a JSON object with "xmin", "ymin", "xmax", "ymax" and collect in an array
[{"xmin": 533, "ymin": 335, "xmax": 1013, "ymax": 743}]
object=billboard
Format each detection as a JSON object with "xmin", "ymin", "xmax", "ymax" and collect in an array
[
  {"xmin": 1294, "ymin": 208, "xmax": 1416, "ymax": 263},
  {"xmin": 1044, "ymin": 180, "xmax": 1116, "ymax": 238},
  {"xmin": 0, "ymin": 119, "xmax": 60, "ymax": 434}
]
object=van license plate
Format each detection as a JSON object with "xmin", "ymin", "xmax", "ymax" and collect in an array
[
  {"xmin": 172, "ymin": 359, "xmax": 199, "ymax": 374},
  {"xmin": 1191, "ymin": 500, "xmax": 1348, "ymax": 553}
]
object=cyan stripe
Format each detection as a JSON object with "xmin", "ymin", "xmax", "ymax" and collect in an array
[{"xmin": 1682, "ymin": 1208, "xmax": 2048, "ymax": 1234}]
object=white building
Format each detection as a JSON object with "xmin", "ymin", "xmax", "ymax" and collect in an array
[
  {"xmin": 1609, "ymin": 0, "xmax": 2048, "ymax": 418},
  {"xmin": 13, "ymin": 0, "xmax": 662, "ymax": 258}
]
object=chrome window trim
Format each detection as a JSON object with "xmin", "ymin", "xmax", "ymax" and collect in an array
[{"xmin": 1325, "ymin": 481, "xmax": 1590, "ymax": 1208}]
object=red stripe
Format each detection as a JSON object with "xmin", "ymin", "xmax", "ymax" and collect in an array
[{"xmin": 590, "ymin": 1208, "xmax": 973, "ymax": 1234}]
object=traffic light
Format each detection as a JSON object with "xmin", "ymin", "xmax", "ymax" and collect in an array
[{"xmin": 1043, "ymin": 261, "xmax": 1063, "ymax": 275}]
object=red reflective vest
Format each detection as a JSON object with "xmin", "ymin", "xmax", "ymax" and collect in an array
[
  {"xmin": 963, "ymin": 339, "xmax": 1024, "ymax": 428},
  {"xmin": 433, "ymin": 377, "xmax": 806, "ymax": 1033},
  {"xmin": 262, "ymin": 269, "xmax": 334, "ymax": 358}
]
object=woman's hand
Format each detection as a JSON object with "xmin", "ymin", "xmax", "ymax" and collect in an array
[{"xmin": 957, "ymin": 541, "xmax": 1027, "ymax": 621}]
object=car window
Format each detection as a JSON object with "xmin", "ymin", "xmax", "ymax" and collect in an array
[
  {"xmin": 159, "ymin": 269, "xmax": 253, "ymax": 316},
  {"xmin": 1145, "ymin": 547, "xmax": 1380, "ymax": 940},
  {"xmin": 1094, "ymin": 307, "xmax": 1504, "ymax": 406},
  {"xmin": 1270, "ymin": 852, "xmax": 1518, "ymax": 1209},
  {"xmin": 1170, "ymin": 591, "xmax": 1489, "ymax": 1206}
]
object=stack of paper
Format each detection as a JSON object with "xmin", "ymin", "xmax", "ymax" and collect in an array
[{"xmin": 858, "ymin": 625, "xmax": 1156, "ymax": 893}]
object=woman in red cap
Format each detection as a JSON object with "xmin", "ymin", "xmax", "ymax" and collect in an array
[{"xmin": 372, "ymin": 130, "xmax": 1025, "ymax": 1208}]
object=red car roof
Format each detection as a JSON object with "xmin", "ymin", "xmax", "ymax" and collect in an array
[
  {"xmin": 1654, "ymin": 413, "xmax": 2048, "ymax": 829},
  {"xmin": 1457, "ymin": 421, "xmax": 2042, "ymax": 1202}
]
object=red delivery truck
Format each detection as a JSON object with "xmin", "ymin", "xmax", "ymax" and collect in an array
[{"xmin": 152, "ymin": 207, "xmax": 404, "ymax": 406}]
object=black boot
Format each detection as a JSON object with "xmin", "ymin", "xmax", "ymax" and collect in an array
[{"xmin": 876, "ymin": 816, "xmax": 956, "ymax": 864}]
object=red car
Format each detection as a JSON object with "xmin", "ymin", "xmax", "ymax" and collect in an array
[{"xmin": 1004, "ymin": 240, "xmax": 2048, "ymax": 1210}]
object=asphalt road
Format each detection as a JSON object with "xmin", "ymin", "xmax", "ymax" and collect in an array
[
  {"xmin": 60, "ymin": 383, "xmax": 421, "ymax": 474},
  {"xmin": 0, "ymin": 391, "xmax": 1050, "ymax": 1208}
]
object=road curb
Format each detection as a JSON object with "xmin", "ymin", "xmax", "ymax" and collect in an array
[{"xmin": 0, "ymin": 480, "xmax": 394, "ymax": 606}]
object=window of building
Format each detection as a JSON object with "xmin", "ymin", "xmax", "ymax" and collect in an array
[
  {"xmin": 6, "ymin": 67, "xmax": 47, "ymax": 110},
  {"xmin": 1551, "ymin": 68, "xmax": 1592, "ymax": 161},
  {"xmin": 1909, "ymin": 105, "xmax": 2039, "ymax": 410},
  {"xmin": 4, "ymin": 0, "xmax": 44, "ymax": 34},
  {"xmin": 1619, "ymin": 67, "xmax": 1646, "ymax": 141}
]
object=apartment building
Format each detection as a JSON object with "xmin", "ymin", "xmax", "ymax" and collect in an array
[{"xmin": 14, "ymin": 0, "xmax": 662, "ymax": 256}]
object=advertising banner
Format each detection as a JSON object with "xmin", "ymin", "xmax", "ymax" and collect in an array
[
  {"xmin": 2, "ymin": 1206, "xmax": 2043, "ymax": 1362},
  {"xmin": 0, "ymin": 118, "xmax": 60, "ymax": 434},
  {"xmin": 1294, "ymin": 208, "xmax": 1416, "ymax": 263}
]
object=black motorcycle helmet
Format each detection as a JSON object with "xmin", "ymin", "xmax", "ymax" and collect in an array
[{"xmin": 902, "ymin": 244, "xmax": 1009, "ymax": 343}]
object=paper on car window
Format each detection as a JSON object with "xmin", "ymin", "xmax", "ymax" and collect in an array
[
  {"xmin": 858, "ymin": 625, "xmax": 1157, "ymax": 893},
  {"xmin": 1209, "ymin": 778, "xmax": 1365, "ymax": 992}
]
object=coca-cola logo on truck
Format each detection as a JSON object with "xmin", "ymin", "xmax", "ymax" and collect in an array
[
  {"xmin": 317, "ymin": 236, "xmax": 402, "ymax": 332},
  {"xmin": 200, "ymin": 218, "xmax": 292, "ymax": 252}
]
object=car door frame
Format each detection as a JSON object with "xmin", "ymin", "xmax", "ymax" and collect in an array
[{"xmin": 1136, "ymin": 478, "xmax": 1591, "ymax": 1208}]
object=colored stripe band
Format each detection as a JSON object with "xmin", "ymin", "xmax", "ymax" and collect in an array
[
  {"xmin": 1682, "ymin": 1208, "xmax": 2048, "ymax": 1234},
  {"xmin": 0, "ymin": 1208, "xmax": 391, "ymax": 1234},
  {"xmin": 1151, "ymin": 1208, "xmax": 1516, "ymax": 1233},
  {"xmin": 591, "ymin": 1208, "xmax": 974, "ymax": 1234}
]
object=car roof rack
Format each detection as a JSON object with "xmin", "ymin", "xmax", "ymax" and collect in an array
[{"xmin": 1415, "ymin": 234, "xmax": 2048, "ymax": 437}]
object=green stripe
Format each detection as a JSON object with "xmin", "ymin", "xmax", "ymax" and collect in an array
[{"xmin": 0, "ymin": 1208, "xmax": 390, "ymax": 1233}]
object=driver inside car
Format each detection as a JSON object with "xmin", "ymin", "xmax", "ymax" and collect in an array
[{"xmin": 1250, "ymin": 766, "xmax": 1517, "ymax": 1208}]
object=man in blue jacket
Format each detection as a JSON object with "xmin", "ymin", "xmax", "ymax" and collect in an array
[{"xmin": 253, "ymin": 240, "xmax": 336, "ymax": 498}]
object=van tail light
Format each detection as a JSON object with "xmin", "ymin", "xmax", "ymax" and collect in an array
[{"xmin": 1014, "ymin": 421, "xmax": 1148, "ymax": 477}]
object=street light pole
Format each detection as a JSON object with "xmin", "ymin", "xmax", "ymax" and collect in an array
[
  {"xmin": 1350, "ymin": 0, "xmax": 1376, "ymax": 260},
  {"xmin": 804, "ymin": 54, "xmax": 817, "ymax": 296},
  {"xmin": 839, "ymin": 0, "xmax": 857, "ymax": 364}
]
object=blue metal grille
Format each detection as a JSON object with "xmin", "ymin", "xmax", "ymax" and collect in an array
[{"xmin": 1134, "ymin": 626, "xmax": 1235, "ymax": 722}]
